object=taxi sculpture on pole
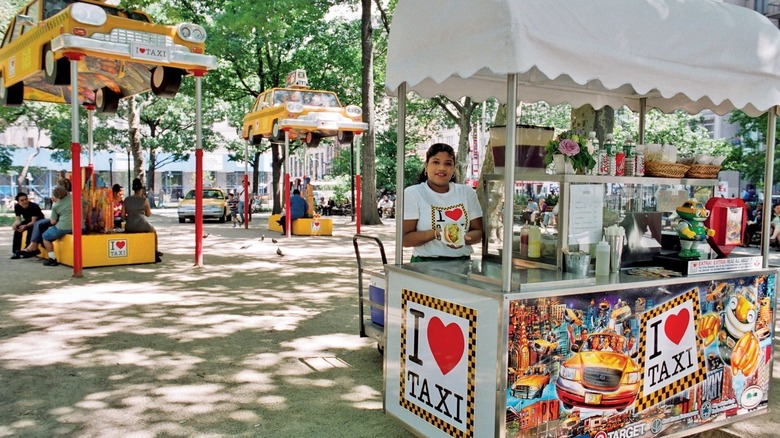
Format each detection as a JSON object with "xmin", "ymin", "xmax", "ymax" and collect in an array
[
  {"xmin": 243, "ymin": 69, "xmax": 368, "ymax": 237},
  {"xmin": 0, "ymin": 0, "xmax": 216, "ymax": 109},
  {"xmin": 0, "ymin": 0, "xmax": 216, "ymax": 273}
]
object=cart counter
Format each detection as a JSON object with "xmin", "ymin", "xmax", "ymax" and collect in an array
[{"xmin": 384, "ymin": 260, "xmax": 777, "ymax": 438}]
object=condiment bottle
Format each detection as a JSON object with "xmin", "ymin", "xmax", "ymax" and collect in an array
[
  {"xmin": 520, "ymin": 226, "xmax": 530, "ymax": 257},
  {"xmin": 528, "ymin": 224, "xmax": 541, "ymax": 258},
  {"xmin": 596, "ymin": 238, "xmax": 610, "ymax": 276}
]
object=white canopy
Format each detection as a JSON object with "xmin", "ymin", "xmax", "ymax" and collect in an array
[{"xmin": 386, "ymin": 0, "xmax": 780, "ymax": 116}]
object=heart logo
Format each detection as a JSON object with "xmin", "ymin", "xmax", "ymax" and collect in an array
[
  {"xmin": 444, "ymin": 208, "xmax": 463, "ymax": 221},
  {"xmin": 139, "ymin": 48, "xmax": 146, "ymax": 54},
  {"xmin": 314, "ymin": 221, "xmax": 320, "ymax": 227},
  {"xmin": 664, "ymin": 308, "xmax": 690, "ymax": 345},
  {"xmin": 427, "ymin": 317, "xmax": 464, "ymax": 375},
  {"xmin": 116, "ymin": 241, "xmax": 126, "ymax": 249}
]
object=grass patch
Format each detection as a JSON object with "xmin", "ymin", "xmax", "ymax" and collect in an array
[{"xmin": 0, "ymin": 216, "xmax": 15, "ymax": 226}]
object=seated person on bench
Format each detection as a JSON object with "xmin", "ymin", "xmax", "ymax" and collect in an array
[
  {"xmin": 11, "ymin": 192, "xmax": 44, "ymax": 259},
  {"xmin": 277, "ymin": 189, "xmax": 308, "ymax": 235},
  {"xmin": 123, "ymin": 178, "xmax": 163, "ymax": 263},
  {"xmin": 40, "ymin": 184, "xmax": 86, "ymax": 267}
]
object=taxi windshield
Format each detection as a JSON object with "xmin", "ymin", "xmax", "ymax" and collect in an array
[
  {"xmin": 272, "ymin": 90, "xmax": 339, "ymax": 107},
  {"xmin": 43, "ymin": 0, "xmax": 151, "ymax": 21}
]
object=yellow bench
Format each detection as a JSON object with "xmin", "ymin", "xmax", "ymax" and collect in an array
[
  {"xmin": 34, "ymin": 232, "xmax": 156, "ymax": 267},
  {"xmin": 268, "ymin": 214, "xmax": 332, "ymax": 236}
]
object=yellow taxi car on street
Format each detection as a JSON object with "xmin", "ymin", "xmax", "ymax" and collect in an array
[
  {"xmin": 178, "ymin": 188, "xmax": 227, "ymax": 223},
  {"xmin": 0, "ymin": 0, "xmax": 216, "ymax": 111},
  {"xmin": 242, "ymin": 69, "xmax": 368, "ymax": 147}
]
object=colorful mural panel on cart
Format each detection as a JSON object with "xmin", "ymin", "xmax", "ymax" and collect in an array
[{"xmin": 506, "ymin": 274, "xmax": 776, "ymax": 438}]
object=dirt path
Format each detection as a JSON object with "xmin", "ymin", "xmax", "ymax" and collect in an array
[
  {"xmin": 0, "ymin": 209, "xmax": 775, "ymax": 437},
  {"xmin": 0, "ymin": 210, "xmax": 413, "ymax": 437}
]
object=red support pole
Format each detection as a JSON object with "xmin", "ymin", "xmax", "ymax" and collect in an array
[
  {"xmin": 71, "ymin": 142, "xmax": 83, "ymax": 277},
  {"xmin": 356, "ymin": 174, "xmax": 362, "ymax": 234},
  {"xmin": 243, "ymin": 174, "xmax": 250, "ymax": 229},
  {"xmin": 284, "ymin": 172, "xmax": 291, "ymax": 237},
  {"xmin": 195, "ymin": 149, "xmax": 203, "ymax": 266},
  {"xmin": 65, "ymin": 52, "xmax": 85, "ymax": 278}
]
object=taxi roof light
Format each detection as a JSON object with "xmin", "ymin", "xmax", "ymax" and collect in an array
[{"xmin": 71, "ymin": 3, "xmax": 107, "ymax": 27}]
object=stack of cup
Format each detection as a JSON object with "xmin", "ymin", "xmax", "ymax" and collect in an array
[{"xmin": 604, "ymin": 225, "xmax": 626, "ymax": 273}]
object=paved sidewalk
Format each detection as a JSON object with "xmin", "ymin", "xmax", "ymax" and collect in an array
[{"xmin": 0, "ymin": 210, "xmax": 777, "ymax": 437}]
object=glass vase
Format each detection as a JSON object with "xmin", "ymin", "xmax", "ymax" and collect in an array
[{"xmin": 553, "ymin": 155, "xmax": 576, "ymax": 174}]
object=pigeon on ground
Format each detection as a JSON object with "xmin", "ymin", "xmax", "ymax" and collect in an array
[
  {"xmin": 276, "ymin": 247, "xmax": 284, "ymax": 257},
  {"xmin": 260, "ymin": 235, "xmax": 265, "ymax": 241},
  {"xmin": 240, "ymin": 243, "xmax": 251, "ymax": 249},
  {"xmin": 202, "ymin": 233, "xmax": 210, "ymax": 238},
  {"xmin": 272, "ymin": 238, "xmax": 278, "ymax": 244}
]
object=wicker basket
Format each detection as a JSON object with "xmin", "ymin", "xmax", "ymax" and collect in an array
[
  {"xmin": 644, "ymin": 161, "xmax": 690, "ymax": 178},
  {"xmin": 685, "ymin": 164, "xmax": 722, "ymax": 179}
]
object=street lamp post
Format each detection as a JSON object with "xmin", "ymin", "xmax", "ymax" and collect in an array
[{"xmin": 108, "ymin": 158, "xmax": 113, "ymax": 186}]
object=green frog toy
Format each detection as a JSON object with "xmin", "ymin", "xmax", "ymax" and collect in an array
[{"xmin": 675, "ymin": 198, "xmax": 715, "ymax": 258}]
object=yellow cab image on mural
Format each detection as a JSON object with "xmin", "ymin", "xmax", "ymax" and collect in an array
[
  {"xmin": 0, "ymin": 0, "xmax": 217, "ymax": 110},
  {"xmin": 242, "ymin": 69, "xmax": 368, "ymax": 148}
]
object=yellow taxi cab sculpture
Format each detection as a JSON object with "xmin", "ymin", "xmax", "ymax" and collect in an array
[
  {"xmin": 242, "ymin": 69, "xmax": 368, "ymax": 147},
  {"xmin": 0, "ymin": 0, "xmax": 216, "ymax": 111},
  {"xmin": 177, "ymin": 188, "xmax": 227, "ymax": 223},
  {"xmin": 555, "ymin": 332, "xmax": 640, "ymax": 411}
]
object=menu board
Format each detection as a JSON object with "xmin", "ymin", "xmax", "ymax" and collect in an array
[{"xmin": 567, "ymin": 184, "xmax": 604, "ymax": 245}]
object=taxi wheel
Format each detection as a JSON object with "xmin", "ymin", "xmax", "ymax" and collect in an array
[
  {"xmin": 337, "ymin": 131, "xmax": 354, "ymax": 145},
  {"xmin": 151, "ymin": 66, "xmax": 183, "ymax": 98},
  {"xmin": 178, "ymin": 217, "xmax": 186, "ymax": 223},
  {"xmin": 0, "ymin": 74, "xmax": 23, "ymax": 107},
  {"xmin": 44, "ymin": 46, "xmax": 70, "ymax": 86},
  {"xmin": 272, "ymin": 120, "xmax": 285, "ymax": 143},
  {"xmin": 304, "ymin": 132, "xmax": 321, "ymax": 148},
  {"xmin": 248, "ymin": 128, "xmax": 262, "ymax": 145},
  {"xmin": 95, "ymin": 87, "xmax": 121, "ymax": 114},
  {"xmin": 218, "ymin": 209, "xmax": 227, "ymax": 223}
]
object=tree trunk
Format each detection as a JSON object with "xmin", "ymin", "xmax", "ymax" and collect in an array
[
  {"xmin": 271, "ymin": 143, "xmax": 283, "ymax": 214},
  {"xmin": 361, "ymin": 0, "xmax": 381, "ymax": 225},
  {"xmin": 252, "ymin": 151, "xmax": 261, "ymax": 196},
  {"xmin": 571, "ymin": 104, "xmax": 614, "ymax": 145},
  {"xmin": 456, "ymin": 98, "xmax": 476, "ymax": 183},
  {"xmin": 128, "ymin": 98, "xmax": 145, "ymax": 186}
]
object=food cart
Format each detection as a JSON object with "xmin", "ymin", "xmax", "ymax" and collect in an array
[{"xmin": 382, "ymin": 0, "xmax": 780, "ymax": 437}]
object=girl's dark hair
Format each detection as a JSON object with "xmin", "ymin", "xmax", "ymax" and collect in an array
[
  {"xmin": 417, "ymin": 143, "xmax": 457, "ymax": 184},
  {"xmin": 132, "ymin": 178, "xmax": 143, "ymax": 192},
  {"xmin": 112, "ymin": 184, "xmax": 122, "ymax": 195}
]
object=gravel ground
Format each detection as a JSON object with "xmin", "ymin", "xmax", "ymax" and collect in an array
[{"xmin": 0, "ymin": 209, "xmax": 776, "ymax": 437}]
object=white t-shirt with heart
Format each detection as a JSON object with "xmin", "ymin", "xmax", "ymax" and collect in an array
[{"xmin": 403, "ymin": 182, "xmax": 483, "ymax": 258}]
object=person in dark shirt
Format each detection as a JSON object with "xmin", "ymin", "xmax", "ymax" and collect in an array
[
  {"xmin": 11, "ymin": 192, "xmax": 45, "ymax": 259},
  {"xmin": 277, "ymin": 189, "xmax": 309, "ymax": 235}
]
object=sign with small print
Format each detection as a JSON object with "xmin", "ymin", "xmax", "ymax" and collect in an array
[
  {"xmin": 130, "ymin": 42, "xmax": 170, "ymax": 63},
  {"xmin": 687, "ymin": 256, "xmax": 762, "ymax": 275},
  {"xmin": 108, "ymin": 239, "xmax": 128, "ymax": 258}
]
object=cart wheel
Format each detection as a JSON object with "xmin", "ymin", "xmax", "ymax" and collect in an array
[{"xmin": 377, "ymin": 343, "xmax": 384, "ymax": 355}]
